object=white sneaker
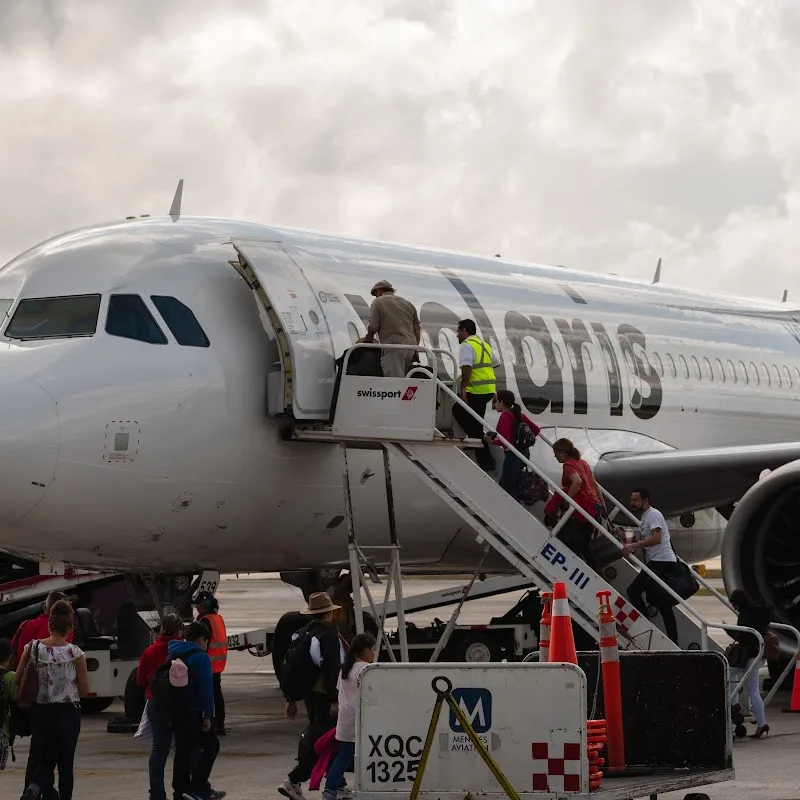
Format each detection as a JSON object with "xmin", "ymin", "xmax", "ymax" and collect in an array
[
  {"xmin": 337, "ymin": 788, "xmax": 355, "ymax": 800},
  {"xmin": 279, "ymin": 780, "xmax": 306, "ymax": 800}
]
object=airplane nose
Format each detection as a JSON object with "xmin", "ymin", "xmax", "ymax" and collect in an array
[{"xmin": 0, "ymin": 375, "xmax": 59, "ymax": 525}]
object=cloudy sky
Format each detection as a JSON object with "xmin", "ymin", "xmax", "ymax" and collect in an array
[{"xmin": 1, "ymin": 0, "xmax": 799, "ymax": 301}]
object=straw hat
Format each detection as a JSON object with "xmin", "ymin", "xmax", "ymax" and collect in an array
[{"xmin": 303, "ymin": 592, "xmax": 341, "ymax": 616}]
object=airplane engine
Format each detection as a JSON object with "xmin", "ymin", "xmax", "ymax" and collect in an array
[{"xmin": 722, "ymin": 459, "xmax": 800, "ymax": 630}]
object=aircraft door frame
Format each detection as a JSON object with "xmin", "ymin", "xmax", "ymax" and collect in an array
[{"xmin": 231, "ymin": 238, "xmax": 341, "ymax": 421}]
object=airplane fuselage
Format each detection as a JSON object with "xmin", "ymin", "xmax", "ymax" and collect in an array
[{"xmin": 0, "ymin": 216, "xmax": 797, "ymax": 572}]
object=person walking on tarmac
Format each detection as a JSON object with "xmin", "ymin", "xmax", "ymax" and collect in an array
[
  {"xmin": 194, "ymin": 592, "xmax": 227, "ymax": 736},
  {"xmin": 11, "ymin": 591, "xmax": 75, "ymax": 795},
  {"xmin": 364, "ymin": 280, "xmax": 421, "ymax": 378},
  {"xmin": 136, "ymin": 613, "xmax": 185, "ymax": 800},
  {"xmin": 11, "ymin": 591, "xmax": 73, "ymax": 668},
  {"xmin": 278, "ymin": 593, "xmax": 347, "ymax": 800},
  {"xmin": 452, "ymin": 319, "xmax": 499, "ymax": 471},
  {"xmin": 728, "ymin": 589, "xmax": 772, "ymax": 739}
]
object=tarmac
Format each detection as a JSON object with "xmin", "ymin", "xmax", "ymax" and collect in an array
[{"xmin": 2, "ymin": 574, "xmax": 799, "ymax": 800}]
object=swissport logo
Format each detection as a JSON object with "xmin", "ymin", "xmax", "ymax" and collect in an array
[{"xmin": 355, "ymin": 386, "xmax": 419, "ymax": 401}]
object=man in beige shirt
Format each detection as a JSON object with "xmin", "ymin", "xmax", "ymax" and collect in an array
[{"xmin": 365, "ymin": 280, "xmax": 421, "ymax": 377}]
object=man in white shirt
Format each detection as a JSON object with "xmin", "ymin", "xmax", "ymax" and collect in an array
[{"xmin": 622, "ymin": 488, "xmax": 681, "ymax": 644}]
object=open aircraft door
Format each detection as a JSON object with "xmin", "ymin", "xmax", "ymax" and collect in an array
[{"xmin": 231, "ymin": 239, "xmax": 363, "ymax": 420}]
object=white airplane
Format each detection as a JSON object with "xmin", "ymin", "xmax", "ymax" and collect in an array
[{"xmin": 1, "ymin": 189, "xmax": 800, "ymax": 626}]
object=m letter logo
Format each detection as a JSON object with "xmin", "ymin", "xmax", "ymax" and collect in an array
[
  {"xmin": 402, "ymin": 386, "xmax": 419, "ymax": 401},
  {"xmin": 449, "ymin": 688, "xmax": 492, "ymax": 734}
]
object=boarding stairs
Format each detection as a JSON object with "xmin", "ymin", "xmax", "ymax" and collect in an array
[
  {"xmin": 287, "ymin": 344, "xmax": 692, "ymax": 654},
  {"xmin": 230, "ymin": 241, "xmax": 800, "ymax": 688}
]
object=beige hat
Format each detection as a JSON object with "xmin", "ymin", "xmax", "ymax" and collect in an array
[
  {"xmin": 303, "ymin": 592, "xmax": 341, "ymax": 616},
  {"xmin": 371, "ymin": 280, "xmax": 394, "ymax": 296}
]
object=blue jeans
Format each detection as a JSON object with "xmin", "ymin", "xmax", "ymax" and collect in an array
[
  {"xmin": 499, "ymin": 447, "xmax": 529, "ymax": 499},
  {"xmin": 324, "ymin": 740, "xmax": 355, "ymax": 796},
  {"xmin": 146, "ymin": 700, "xmax": 174, "ymax": 800}
]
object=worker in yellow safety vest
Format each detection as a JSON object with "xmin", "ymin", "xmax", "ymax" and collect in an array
[
  {"xmin": 453, "ymin": 318, "xmax": 498, "ymax": 471},
  {"xmin": 195, "ymin": 591, "xmax": 228, "ymax": 735}
]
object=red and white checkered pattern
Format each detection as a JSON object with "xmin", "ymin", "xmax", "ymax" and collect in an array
[
  {"xmin": 531, "ymin": 742, "xmax": 582, "ymax": 793},
  {"xmin": 613, "ymin": 595, "xmax": 641, "ymax": 632}
]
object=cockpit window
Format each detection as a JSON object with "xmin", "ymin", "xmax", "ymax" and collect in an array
[
  {"xmin": 106, "ymin": 295, "xmax": 167, "ymax": 345},
  {"xmin": 151, "ymin": 296, "xmax": 210, "ymax": 347},
  {"xmin": 5, "ymin": 295, "xmax": 101, "ymax": 340}
]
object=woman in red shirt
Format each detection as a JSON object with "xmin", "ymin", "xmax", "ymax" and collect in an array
[
  {"xmin": 484, "ymin": 390, "xmax": 540, "ymax": 500},
  {"xmin": 546, "ymin": 438, "xmax": 606, "ymax": 565}
]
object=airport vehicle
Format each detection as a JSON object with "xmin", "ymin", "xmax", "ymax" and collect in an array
[{"xmin": 2, "ymin": 186, "xmax": 800, "ymax": 666}]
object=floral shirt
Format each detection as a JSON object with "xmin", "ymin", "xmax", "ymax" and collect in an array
[{"xmin": 27, "ymin": 641, "xmax": 84, "ymax": 705}]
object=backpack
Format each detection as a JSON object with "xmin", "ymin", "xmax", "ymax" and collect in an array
[
  {"xmin": 1, "ymin": 665, "xmax": 27, "ymax": 748},
  {"xmin": 278, "ymin": 624, "xmax": 324, "ymax": 702},
  {"xmin": 764, "ymin": 630, "xmax": 781, "ymax": 662},
  {"xmin": 517, "ymin": 469, "xmax": 549, "ymax": 506},
  {"xmin": 9, "ymin": 619, "xmax": 31, "ymax": 669},
  {"xmin": 150, "ymin": 658, "xmax": 190, "ymax": 717},
  {"xmin": 515, "ymin": 420, "xmax": 537, "ymax": 449}
]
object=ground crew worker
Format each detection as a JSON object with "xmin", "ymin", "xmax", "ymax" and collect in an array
[
  {"xmin": 452, "ymin": 319, "xmax": 499, "ymax": 471},
  {"xmin": 195, "ymin": 592, "xmax": 228, "ymax": 735},
  {"xmin": 364, "ymin": 280, "xmax": 421, "ymax": 378}
]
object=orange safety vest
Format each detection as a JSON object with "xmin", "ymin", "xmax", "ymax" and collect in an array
[{"xmin": 199, "ymin": 612, "xmax": 228, "ymax": 674}]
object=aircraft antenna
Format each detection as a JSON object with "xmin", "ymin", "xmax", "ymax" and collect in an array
[
  {"xmin": 169, "ymin": 179, "xmax": 184, "ymax": 221},
  {"xmin": 782, "ymin": 289, "xmax": 788, "ymax": 303},
  {"xmin": 652, "ymin": 257, "xmax": 662, "ymax": 284}
]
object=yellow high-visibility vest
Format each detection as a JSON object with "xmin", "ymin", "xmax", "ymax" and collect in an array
[{"xmin": 465, "ymin": 336, "xmax": 496, "ymax": 394}]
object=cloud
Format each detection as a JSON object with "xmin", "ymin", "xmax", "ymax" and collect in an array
[{"xmin": 1, "ymin": 0, "xmax": 799, "ymax": 301}]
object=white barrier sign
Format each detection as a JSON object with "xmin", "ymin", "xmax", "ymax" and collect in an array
[{"xmin": 356, "ymin": 663, "xmax": 588, "ymax": 799}]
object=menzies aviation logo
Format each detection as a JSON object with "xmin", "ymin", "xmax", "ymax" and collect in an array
[
  {"xmin": 356, "ymin": 386, "xmax": 419, "ymax": 401},
  {"xmin": 449, "ymin": 688, "xmax": 492, "ymax": 734}
]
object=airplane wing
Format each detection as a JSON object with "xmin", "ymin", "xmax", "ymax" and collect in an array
[{"xmin": 594, "ymin": 441, "xmax": 800, "ymax": 516}]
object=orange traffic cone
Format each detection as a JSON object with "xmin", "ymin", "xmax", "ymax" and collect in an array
[
  {"xmin": 781, "ymin": 657, "xmax": 800, "ymax": 713},
  {"xmin": 548, "ymin": 582, "xmax": 577, "ymax": 665}
]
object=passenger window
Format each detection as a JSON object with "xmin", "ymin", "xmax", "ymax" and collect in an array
[
  {"xmin": 690, "ymin": 355, "xmax": 701, "ymax": 380},
  {"xmin": 678, "ymin": 354, "xmax": 689, "ymax": 378},
  {"xmin": 666, "ymin": 353, "xmax": 677, "ymax": 378},
  {"xmin": 566, "ymin": 343, "xmax": 579, "ymax": 371},
  {"xmin": 552, "ymin": 343, "xmax": 564, "ymax": 369},
  {"xmin": 106, "ymin": 295, "xmax": 167, "ymax": 345},
  {"xmin": 6, "ymin": 294, "xmax": 101, "ymax": 340},
  {"xmin": 783, "ymin": 365, "xmax": 793, "ymax": 388},
  {"xmin": 771, "ymin": 364, "xmax": 781, "ymax": 387},
  {"xmin": 714, "ymin": 358, "xmax": 725, "ymax": 382},
  {"xmin": 151, "ymin": 296, "xmax": 209, "ymax": 347},
  {"xmin": 795, "ymin": 366, "xmax": 800, "ymax": 386},
  {"xmin": 750, "ymin": 362, "xmax": 759, "ymax": 385},
  {"xmin": 581, "ymin": 343, "xmax": 594, "ymax": 372},
  {"xmin": 652, "ymin": 352, "xmax": 664, "ymax": 377},
  {"xmin": 703, "ymin": 357, "xmax": 713, "ymax": 381},
  {"xmin": 523, "ymin": 340, "xmax": 535, "ymax": 368},
  {"xmin": 737, "ymin": 361, "xmax": 748, "ymax": 384},
  {"xmin": 761, "ymin": 363, "xmax": 770, "ymax": 386}
]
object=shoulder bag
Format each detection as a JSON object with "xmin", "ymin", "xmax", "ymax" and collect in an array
[{"xmin": 18, "ymin": 641, "xmax": 40, "ymax": 708}]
